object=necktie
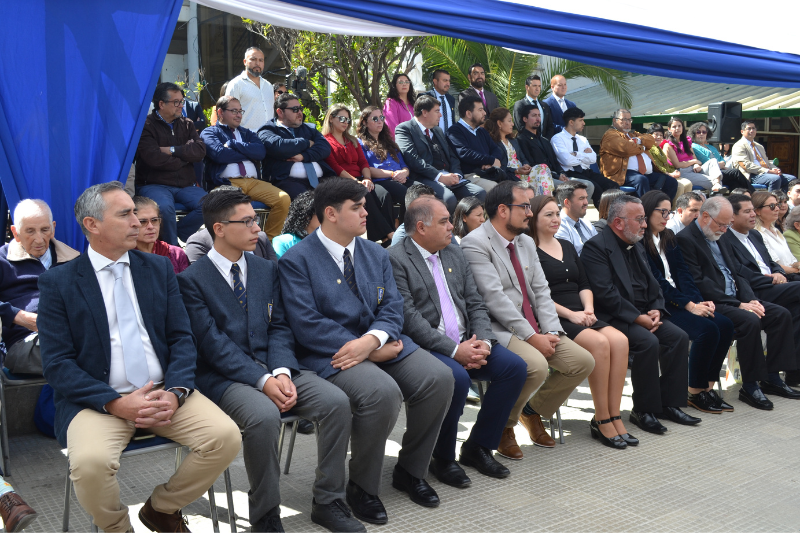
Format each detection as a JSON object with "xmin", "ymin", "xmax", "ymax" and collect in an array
[
  {"xmin": 440, "ymin": 96, "xmax": 449, "ymax": 131},
  {"xmin": 288, "ymin": 127, "xmax": 319, "ymax": 187},
  {"xmin": 627, "ymin": 134, "xmax": 646, "ymax": 173},
  {"xmin": 231, "ymin": 263, "xmax": 247, "ymax": 312},
  {"xmin": 237, "ymin": 161, "xmax": 247, "ymax": 176},
  {"xmin": 571, "ymin": 136, "xmax": 580, "ymax": 171},
  {"xmin": 105, "ymin": 263, "xmax": 149, "ymax": 388},
  {"xmin": 506, "ymin": 243, "xmax": 540, "ymax": 333},
  {"xmin": 478, "ymin": 90, "xmax": 487, "ymax": 108},
  {"xmin": 343, "ymin": 249, "xmax": 359, "ymax": 299},
  {"xmin": 427, "ymin": 255, "xmax": 460, "ymax": 344},
  {"xmin": 751, "ymin": 141, "xmax": 768, "ymax": 167},
  {"xmin": 559, "ymin": 98, "xmax": 567, "ymax": 112},
  {"xmin": 575, "ymin": 220, "xmax": 589, "ymax": 242},
  {"xmin": 425, "ymin": 128, "xmax": 431, "ymax": 139}
]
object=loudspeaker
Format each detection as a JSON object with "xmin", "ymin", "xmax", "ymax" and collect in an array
[{"xmin": 707, "ymin": 102, "xmax": 742, "ymax": 143}]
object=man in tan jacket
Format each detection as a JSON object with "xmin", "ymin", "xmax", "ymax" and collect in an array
[
  {"xmin": 599, "ymin": 109, "xmax": 678, "ymax": 199},
  {"xmin": 731, "ymin": 120, "xmax": 795, "ymax": 192}
]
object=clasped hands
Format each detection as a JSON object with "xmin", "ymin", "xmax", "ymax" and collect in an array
[
  {"xmin": 567, "ymin": 309, "xmax": 597, "ymax": 327},
  {"xmin": 104, "ymin": 381, "xmax": 179, "ymax": 429},
  {"xmin": 454, "ymin": 335, "xmax": 490, "ymax": 370},
  {"xmin": 331, "ymin": 335, "xmax": 403, "ymax": 371},
  {"xmin": 634, "ymin": 310, "xmax": 662, "ymax": 333}
]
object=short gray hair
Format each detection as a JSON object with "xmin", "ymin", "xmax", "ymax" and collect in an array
[
  {"xmin": 74, "ymin": 181, "xmax": 125, "ymax": 237},
  {"xmin": 404, "ymin": 197, "xmax": 444, "ymax": 236},
  {"xmin": 612, "ymin": 108, "xmax": 631, "ymax": 120},
  {"xmin": 699, "ymin": 196, "xmax": 730, "ymax": 219},
  {"xmin": 784, "ymin": 207, "xmax": 800, "ymax": 232},
  {"xmin": 607, "ymin": 195, "xmax": 641, "ymax": 222},
  {"xmin": 13, "ymin": 199, "xmax": 52, "ymax": 228}
]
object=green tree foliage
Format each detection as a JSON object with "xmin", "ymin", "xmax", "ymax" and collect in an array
[{"xmin": 422, "ymin": 36, "xmax": 632, "ymax": 109}]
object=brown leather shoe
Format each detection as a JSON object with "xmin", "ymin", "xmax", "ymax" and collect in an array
[
  {"xmin": 138, "ymin": 497, "xmax": 191, "ymax": 532},
  {"xmin": 0, "ymin": 492, "xmax": 37, "ymax": 532},
  {"xmin": 519, "ymin": 412, "xmax": 556, "ymax": 448},
  {"xmin": 496, "ymin": 427, "xmax": 523, "ymax": 460}
]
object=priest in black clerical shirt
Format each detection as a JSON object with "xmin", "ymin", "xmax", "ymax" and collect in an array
[{"xmin": 582, "ymin": 195, "xmax": 697, "ymax": 435}]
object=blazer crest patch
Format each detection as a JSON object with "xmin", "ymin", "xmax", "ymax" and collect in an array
[
  {"xmin": 377, "ymin": 287, "xmax": 385, "ymax": 304},
  {"xmin": 268, "ymin": 302, "xmax": 273, "ymax": 322}
]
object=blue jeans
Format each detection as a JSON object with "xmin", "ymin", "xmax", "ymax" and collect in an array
[
  {"xmin": 137, "ymin": 184, "xmax": 207, "ymax": 245},
  {"xmin": 431, "ymin": 345, "xmax": 527, "ymax": 460},
  {"xmin": 752, "ymin": 172, "xmax": 795, "ymax": 192},
  {"xmin": 666, "ymin": 308, "xmax": 734, "ymax": 389},
  {"xmin": 624, "ymin": 170, "xmax": 678, "ymax": 199}
]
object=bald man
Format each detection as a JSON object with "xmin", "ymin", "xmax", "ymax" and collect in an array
[{"xmin": 542, "ymin": 75, "xmax": 577, "ymax": 136}]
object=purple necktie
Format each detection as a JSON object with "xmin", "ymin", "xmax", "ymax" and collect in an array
[
  {"xmin": 478, "ymin": 90, "xmax": 487, "ymax": 108},
  {"xmin": 428, "ymin": 255, "xmax": 460, "ymax": 344},
  {"xmin": 237, "ymin": 161, "xmax": 247, "ymax": 176}
]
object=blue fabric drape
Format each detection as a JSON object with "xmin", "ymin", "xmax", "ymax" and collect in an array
[
  {"xmin": 0, "ymin": 0, "xmax": 183, "ymax": 250},
  {"xmin": 278, "ymin": 0, "xmax": 800, "ymax": 87}
]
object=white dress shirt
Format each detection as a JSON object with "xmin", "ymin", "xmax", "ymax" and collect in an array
[
  {"xmin": 276, "ymin": 120, "xmax": 324, "ymax": 179},
  {"xmin": 757, "ymin": 225, "xmax": 799, "ymax": 266},
  {"xmin": 207, "ymin": 247, "xmax": 290, "ymax": 390},
  {"xmin": 554, "ymin": 210, "xmax": 597, "ymax": 255},
  {"xmin": 316, "ymin": 228, "xmax": 389, "ymax": 348},
  {"xmin": 431, "ymin": 88, "xmax": 452, "ymax": 132},
  {"xmin": 555, "ymin": 96, "xmax": 567, "ymax": 112},
  {"xmin": 730, "ymin": 229, "xmax": 771, "ymax": 275},
  {"xmin": 624, "ymin": 132, "xmax": 653, "ymax": 174},
  {"xmin": 551, "ymin": 130, "xmax": 596, "ymax": 172},
  {"xmin": 666, "ymin": 217, "xmax": 686, "ymax": 234},
  {"xmin": 652, "ymin": 234, "xmax": 675, "ymax": 287},
  {"xmin": 226, "ymin": 70, "xmax": 274, "ymax": 132},
  {"xmin": 218, "ymin": 127, "xmax": 260, "ymax": 179},
  {"xmin": 87, "ymin": 247, "xmax": 163, "ymax": 393}
]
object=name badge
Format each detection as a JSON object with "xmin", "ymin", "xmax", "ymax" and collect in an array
[
  {"xmin": 268, "ymin": 302, "xmax": 273, "ymax": 322},
  {"xmin": 377, "ymin": 287, "xmax": 385, "ymax": 305}
]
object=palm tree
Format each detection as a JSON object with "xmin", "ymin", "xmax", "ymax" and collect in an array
[{"xmin": 423, "ymin": 36, "xmax": 632, "ymax": 110}]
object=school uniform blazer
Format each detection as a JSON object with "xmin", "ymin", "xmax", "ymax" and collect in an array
[
  {"xmin": 177, "ymin": 253, "xmax": 299, "ymax": 405},
  {"xmin": 388, "ymin": 237, "xmax": 496, "ymax": 356},
  {"xmin": 460, "ymin": 220, "xmax": 561, "ymax": 347},
  {"xmin": 37, "ymin": 251, "xmax": 197, "ymax": 447},
  {"xmin": 278, "ymin": 231, "xmax": 418, "ymax": 379}
]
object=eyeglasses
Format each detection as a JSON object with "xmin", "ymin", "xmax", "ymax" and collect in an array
[
  {"xmin": 336, "ymin": 116, "xmax": 352, "ymax": 124},
  {"xmin": 653, "ymin": 208, "xmax": 671, "ymax": 219},
  {"xmin": 138, "ymin": 217, "xmax": 161, "ymax": 227},
  {"xmin": 695, "ymin": 130, "xmax": 708, "ymax": 135},
  {"xmin": 275, "ymin": 90, "xmax": 286, "ymax": 95},
  {"xmin": 370, "ymin": 115, "xmax": 386, "ymax": 122},
  {"xmin": 165, "ymin": 99, "xmax": 185, "ymax": 107},
  {"xmin": 616, "ymin": 118, "xmax": 632, "ymax": 123},
  {"xmin": 711, "ymin": 217, "xmax": 732, "ymax": 230},
  {"xmin": 622, "ymin": 216, "xmax": 647, "ymax": 224},
  {"xmin": 224, "ymin": 108, "xmax": 245, "ymax": 115},
  {"xmin": 504, "ymin": 203, "xmax": 533, "ymax": 213},
  {"xmin": 281, "ymin": 106, "xmax": 303, "ymax": 113},
  {"xmin": 220, "ymin": 216, "xmax": 261, "ymax": 228},
  {"xmin": 396, "ymin": 80, "xmax": 411, "ymax": 85}
]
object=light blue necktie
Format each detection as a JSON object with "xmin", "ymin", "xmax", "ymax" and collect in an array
[
  {"xmin": 288, "ymin": 127, "xmax": 319, "ymax": 187},
  {"xmin": 106, "ymin": 262, "xmax": 149, "ymax": 388}
]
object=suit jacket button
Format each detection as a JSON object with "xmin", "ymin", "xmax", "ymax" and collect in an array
[{"xmin": 250, "ymin": 332, "xmax": 254, "ymax": 338}]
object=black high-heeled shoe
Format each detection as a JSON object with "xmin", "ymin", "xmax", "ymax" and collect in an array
[
  {"xmin": 590, "ymin": 417, "xmax": 627, "ymax": 449},
  {"xmin": 610, "ymin": 415, "xmax": 639, "ymax": 446}
]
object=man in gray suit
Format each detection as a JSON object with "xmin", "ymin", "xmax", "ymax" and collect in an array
[
  {"xmin": 178, "ymin": 189, "xmax": 363, "ymax": 533},
  {"xmin": 389, "ymin": 197, "xmax": 527, "ymax": 484},
  {"xmin": 458, "ymin": 63, "xmax": 499, "ymax": 114},
  {"xmin": 395, "ymin": 95, "xmax": 485, "ymax": 213},
  {"xmin": 461, "ymin": 181, "xmax": 595, "ymax": 458}
]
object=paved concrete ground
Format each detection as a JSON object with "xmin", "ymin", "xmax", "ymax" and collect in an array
[{"xmin": 6, "ymin": 369, "xmax": 800, "ymax": 533}]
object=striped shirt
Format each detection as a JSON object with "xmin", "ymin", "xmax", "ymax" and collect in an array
[{"xmin": 225, "ymin": 70, "xmax": 274, "ymax": 132}]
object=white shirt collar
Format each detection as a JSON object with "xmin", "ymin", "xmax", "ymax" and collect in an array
[
  {"xmin": 317, "ymin": 227, "xmax": 355, "ymax": 263},
  {"xmin": 207, "ymin": 245, "xmax": 246, "ymax": 280},
  {"xmin": 410, "ymin": 237, "xmax": 438, "ymax": 260},
  {"xmin": 489, "ymin": 221, "xmax": 516, "ymax": 248},
  {"xmin": 88, "ymin": 246, "xmax": 129, "ymax": 273},
  {"xmin": 414, "ymin": 118, "xmax": 431, "ymax": 136},
  {"xmin": 432, "ymin": 88, "xmax": 446, "ymax": 99},
  {"xmin": 561, "ymin": 208, "xmax": 580, "ymax": 224},
  {"xmin": 458, "ymin": 118, "xmax": 478, "ymax": 135},
  {"xmin": 730, "ymin": 227, "xmax": 750, "ymax": 243}
]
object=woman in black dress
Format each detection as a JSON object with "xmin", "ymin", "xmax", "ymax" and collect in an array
[{"xmin": 529, "ymin": 195, "xmax": 635, "ymax": 449}]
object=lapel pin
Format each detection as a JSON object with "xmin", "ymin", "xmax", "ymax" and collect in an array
[
  {"xmin": 448, "ymin": 268, "xmax": 452, "ymax": 273},
  {"xmin": 337, "ymin": 279, "xmax": 342, "ymax": 284}
]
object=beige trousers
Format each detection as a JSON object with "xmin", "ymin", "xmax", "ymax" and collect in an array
[
  {"xmin": 505, "ymin": 335, "xmax": 595, "ymax": 426},
  {"xmin": 66, "ymin": 391, "xmax": 241, "ymax": 532},
  {"xmin": 673, "ymin": 177, "xmax": 694, "ymax": 207},
  {"xmin": 229, "ymin": 177, "xmax": 291, "ymax": 240}
]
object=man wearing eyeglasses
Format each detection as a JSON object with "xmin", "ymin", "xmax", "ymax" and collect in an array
[
  {"xmin": 201, "ymin": 95, "xmax": 290, "ymax": 240},
  {"xmin": 582, "ymin": 195, "xmax": 694, "ymax": 434},
  {"xmin": 260, "ymin": 93, "xmax": 336, "ymax": 200},
  {"xmin": 677, "ymin": 196, "xmax": 799, "ymax": 410},
  {"xmin": 599, "ymin": 109, "xmax": 678, "ymax": 200},
  {"xmin": 135, "ymin": 82, "xmax": 207, "ymax": 246}
]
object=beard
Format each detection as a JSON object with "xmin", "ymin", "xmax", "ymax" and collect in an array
[
  {"xmin": 246, "ymin": 66, "xmax": 262, "ymax": 77},
  {"xmin": 701, "ymin": 224, "xmax": 723, "ymax": 241},
  {"xmin": 506, "ymin": 221, "xmax": 528, "ymax": 236},
  {"xmin": 623, "ymin": 227, "xmax": 644, "ymax": 243},
  {"xmin": 472, "ymin": 79, "xmax": 485, "ymax": 89}
]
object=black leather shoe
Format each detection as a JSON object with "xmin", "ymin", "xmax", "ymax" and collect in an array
[
  {"xmin": 629, "ymin": 411, "xmax": 667, "ymax": 434},
  {"xmin": 783, "ymin": 370, "xmax": 800, "ymax": 387},
  {"xmin": 429, "ymin": 457, "xmax": 471, "ymax": 488},
  {"xmin": 391, "ymin": 464, "xmax": 440, "ymax": 508},
  {"xmin": 253, "ymin": 505, "xmax": 284, "ymax": 532},
  {"xmin": 707, "ymin": 389, "xmax": 734, "ymax": 412},
  {"xmin": 688, "ymin": 391, "xmax": 722, "ymax": 414},
  {"xmin": 345, "ymin": 481, "xmax": 387, "ymax": 525},
  {"xmin": 458, "ymin": 442, "xmax": 510, "ymax": 479},
  {"xmin": 738, "ymin": 388, "xmax": 774, "ymax": 410},
  {"xmin": 760, "ymin": 380, "xmax": 800, "ymax": 399},
  {"xmin": 609, "ymin": 416, "xmax": 638, "ymax": 446},
  {"xmin": 311, "ymin": 499, "xmax": 366, "ymax": 533},
  {"xmin": 297, "ymin": 419, "xmax": 315, "ymax": 434},
  {"xmin": 661, "ymin": 406, "xmax": 701, "ymax": 425},
  {"xmin": 590, "ymin": 417, "xmax": 626, "ymax": 449}
]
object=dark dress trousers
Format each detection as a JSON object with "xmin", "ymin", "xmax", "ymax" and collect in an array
[
  {"xmin": 178, "ymin": 253, "xmax": 351, "ymax": 522},
  {"xmin": 677, "ymin": 222, "xmax": 796, "ymax": 382},
  {"xmin": 645, "ymin": 236, "xmax": 735, "ymax": 388},
  {"xmin": 581, "ymin": 229, "xmax": 689, "ymax": 413},
  {"xmin": 389, "ymin": 238, "xmax": 526, "ymax": 460},
  {"xmin": 279, "ymin": 231, "xmax": 453, "ymax": 494}
]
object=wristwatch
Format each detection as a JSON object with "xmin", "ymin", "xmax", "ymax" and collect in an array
[
  {"xmin": 546, "ymin": 330, "xmax": 563, "ymax": 336},
  {"xmin": 169, "ymin": 146, "xmax": 175, "ymax": 154},
  {"xmin": 167, "ymin": 387, "xmax": 187, "ymax": 408}
]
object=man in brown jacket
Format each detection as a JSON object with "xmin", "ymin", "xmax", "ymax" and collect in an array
[
  {"xmin": 598, "ymin": 109, "xmax": 678, "ymax": 199},
  {"xmin": 135, "ymin": 82, "xmax": 207, "ymax": 245}
]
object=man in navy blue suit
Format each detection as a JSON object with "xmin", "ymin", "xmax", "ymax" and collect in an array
[
  {"xmin": 178, "ymin": 189, "xmax": 361, "ymax": 532},
  {"xmin": 279, "ymin": 178, "xmax": 454, "ymax": 525},
  {"xmin": 37, "ymin": 181, "xmax": 241, "ymax": 533},
  {"xmin": 542, "ymin": 75, "xmax": 577, "ymax": 135},
  {"xmin": 425, "ymin": 69, "xmax": 456, "ymax": 134}
]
